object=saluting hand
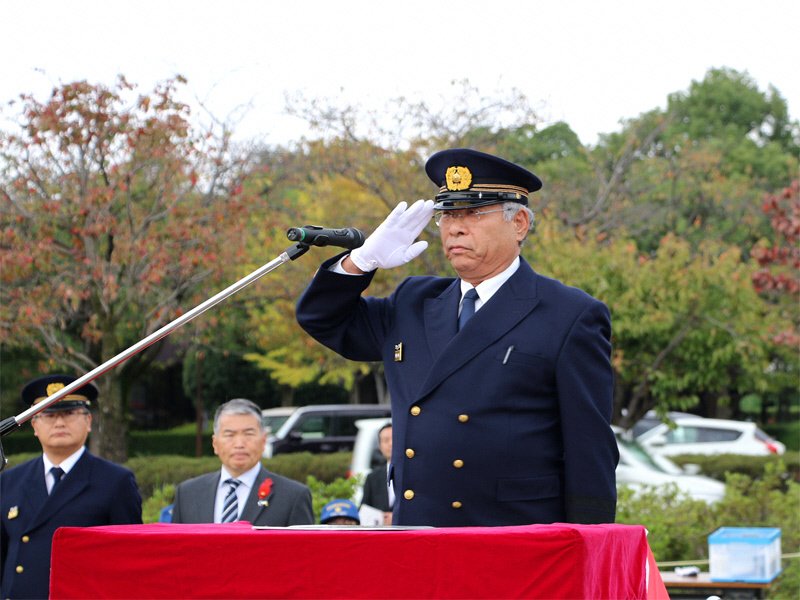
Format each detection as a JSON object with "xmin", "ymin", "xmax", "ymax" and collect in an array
[{"xmin": 348, "ymin": 200, "xmax": 435, "ymax": 272}]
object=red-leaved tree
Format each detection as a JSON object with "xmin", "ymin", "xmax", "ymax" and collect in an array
[
  {"xmin": 751, "ymin": 179, "xmax": 800, "ymax": 348},
  {"xmin": 0, "ymin": 77, "xmax": 262, "ymax": 461}
]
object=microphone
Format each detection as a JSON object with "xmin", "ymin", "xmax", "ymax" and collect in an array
[{"xmin": 286, "ymin": 226, "xmax": 365, "ymax": 249}]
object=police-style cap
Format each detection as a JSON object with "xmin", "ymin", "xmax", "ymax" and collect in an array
[
  {"xmin": 22, "ymin": 375, "xmax": 97, "ymax": 412},
  {"xmin": 320, "ymin": 499, "xmax": 361, "ymax": 525},
  {"xmin": 426, "ymin": 148, "xmax": 542, "ymax": 210}
]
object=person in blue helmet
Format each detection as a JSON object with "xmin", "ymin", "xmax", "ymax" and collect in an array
[
  {"xmin": 296, "ymin": 148, "xmax": 619, "ymax": 528},
  {"xmin": 320, "ymin": 499, "xmax": 361, "ymax": 526}
]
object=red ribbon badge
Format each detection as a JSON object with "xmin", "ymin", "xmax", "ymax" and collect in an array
[{"xmin": 259, "ymin": 478, "xmax": 273, "ymax": 500}]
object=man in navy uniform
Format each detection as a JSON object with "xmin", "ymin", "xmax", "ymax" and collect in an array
[
  {"xmin": 1, "ymin": 375, "xmax": 142, "ymax": 599},
  {"xmin": 296, "ymin": 148, "xmax": 619, "ymax": 527}
]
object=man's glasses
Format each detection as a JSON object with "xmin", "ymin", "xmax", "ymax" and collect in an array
[
  {"xmin": 434, "ymin": 207, "xmax": 506, "ymax": 227},
  {"xmin": 33, "ymin": 409, "xmax": 89, "ymax": 423}
]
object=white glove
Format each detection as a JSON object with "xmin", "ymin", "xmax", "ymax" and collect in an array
[{"xmin": 350, "ymin": 199, "xmax": 435, "ymax": 271}]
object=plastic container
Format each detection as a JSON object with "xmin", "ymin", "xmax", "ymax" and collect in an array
[{"xmin": 708, "ymin": 527, "xmax": 781, "ymax": 583}]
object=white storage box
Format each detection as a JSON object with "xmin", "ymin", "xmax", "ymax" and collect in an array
[{"xmin": 709, "ymin": 527, "xmax": 782, "ymax": 583}]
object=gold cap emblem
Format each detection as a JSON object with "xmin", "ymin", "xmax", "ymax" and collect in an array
[
  {"xmin": 46, "ymin": 383, "xmax": 65, "ymax": 396},
  {"xmin": 445, "ymin": 166, "xmax": 472, "ymax": 191}
]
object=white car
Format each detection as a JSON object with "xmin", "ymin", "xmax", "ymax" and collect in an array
[
  {"xmin": 349, "ymin": 418, "xmax": 725, "ymax": 505},
  {"xmin": 635, "ymin": 416, "xmax": 785, "ymax": 457},
  {"xmin": 261, "ymin": 407, "xmax": 297, "ymax": 436},
  {"xmin": 614, "ymin": 427, "xmax": 726, "ymax": 504}
]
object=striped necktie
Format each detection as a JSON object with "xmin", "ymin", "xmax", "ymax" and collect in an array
[
  {"xmin": 458, "ymin": 288, "xmax": 479, "ymax": 330},
  {"xmin": 220, "ymin": 479, "xmax": 241, "ymax": 523},
  {"xmin": 50, "ymin": 466, "xmax": 65, "ymax": 493}
]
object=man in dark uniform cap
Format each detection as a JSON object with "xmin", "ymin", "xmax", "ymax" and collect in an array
[
  {"xmin": 296, "ymin": 148, "xmax": 619, "ymax": 527},
  {"xmin": 0, "ymin": 375, "xmax": 142, "ymax": 599}
]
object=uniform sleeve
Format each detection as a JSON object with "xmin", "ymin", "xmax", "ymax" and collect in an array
[
  {"xmin": 556, "ymin": 299, "xmax": 619, "ymax": 523},
  {"xmin": 109, "ymin": 469, "xmax": 143, "ymax": 525},
  {"xmin": 296, "ymin": 253, "xmax": 389, "ymax": 362}
]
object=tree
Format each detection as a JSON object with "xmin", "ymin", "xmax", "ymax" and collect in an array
[
  {"xmin": 526, "ymin": 216, "xmax": 795, "ymax": 427},
  {"xmin": 0, "ymin": 77, "xmax": 262, "ymax": 461},
  {"xmin": 751, "ymin": 179, "xmax": 800, "ymax": 348}
]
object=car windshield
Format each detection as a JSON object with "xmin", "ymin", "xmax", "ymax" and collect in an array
[
  {"xmin": 264, "ymin": 415, "xmax": 290, "ymax": 432},
  {"xmin": 616, "ymin": 434, "xmax": 669, "ymax": 473}
]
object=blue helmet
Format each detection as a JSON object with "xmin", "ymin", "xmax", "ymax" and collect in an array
[{"xmin": 320, "ymin": 499, "xmax": 360, "ymax": 525}]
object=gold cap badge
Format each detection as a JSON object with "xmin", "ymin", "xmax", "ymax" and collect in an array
[
  {"xmin": 445, "ymin": 166, "xmax": 472, "ymax": 191},
  {"xmin": 46, "ymin": 383, "xmax": 65, "ymax": 396}
]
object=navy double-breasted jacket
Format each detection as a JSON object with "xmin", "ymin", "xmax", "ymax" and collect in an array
[
  {"xmin": 0, "ymin": 451, "xmax": 142, "ymax": 599},
  {"xmin": 297, "ymin": 254, "xmax": 619, "ymax": 527}
]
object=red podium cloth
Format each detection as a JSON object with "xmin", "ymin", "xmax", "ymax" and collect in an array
[{"xmin": 50, "ymin": 522, "xmax": 662, "ymax": 599}]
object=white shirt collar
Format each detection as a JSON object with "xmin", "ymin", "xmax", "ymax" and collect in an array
[
  {"xmin": 459, "ymin": 256, "xmax": 520, "ymax": 310},
  {"xmin": 43, "ymin": 445, "xmax": 86, "ymax": 475},
  {"xmin": 219, "ymin": 462, "xmax": 261, "ymax": 491},
  {"xmin": 43, "ymin": 446, "xmax": 86, "ymax": 492}
]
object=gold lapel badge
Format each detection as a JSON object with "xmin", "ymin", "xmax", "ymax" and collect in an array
[
  {"xmin": 445, "ymin": 166, "xmax": 472, "ymax": 191},
  {"xmin": 258, "ymin": 500, "xmax": 269, "ymax": 507},
  {"xmin": 394, "ymin": 343, "xmax": 403, "ymax": 362},
  {"xmin": 8, "ymin": 506, "xmax": 19, "ymax": 519}
]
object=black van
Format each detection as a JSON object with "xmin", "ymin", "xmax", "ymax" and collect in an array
[{"xmin": 263, "ymin": 404, "xmax": 392, "ymax": 457}]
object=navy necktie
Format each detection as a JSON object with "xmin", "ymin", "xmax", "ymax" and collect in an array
[
  {"xmin": 458, "ymin": 288, "xmax": 479, "ymax": 330},
  {"xmin": 50, "ymin": 466, "xmax": 65, "ymax": 493},
  {"xmin": 221, "ymin": 479, "xmax": 241, "ymax": 523}
]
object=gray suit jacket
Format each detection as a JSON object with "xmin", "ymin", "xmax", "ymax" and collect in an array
[{"xmin": 171, "ymin": 465, "xmax": 313, "ymax": 526}]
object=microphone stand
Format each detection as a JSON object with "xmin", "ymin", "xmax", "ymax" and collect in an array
[{"xmin": 0, "ymin": 237, "xmax": 334, "ymax": 471}]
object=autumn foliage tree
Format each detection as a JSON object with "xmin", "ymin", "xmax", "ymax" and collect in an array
[
  {"xmin": 0, "ymin": 77, "xmax": 262, "ymax": 462},
  {"xmin": 751, "ymin": 179, "xmax": 800, "ymax": 348}
]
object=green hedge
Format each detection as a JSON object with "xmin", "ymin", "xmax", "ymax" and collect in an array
[
  {"xmin": 126, "ymin": 451, "xmax": 351, "ymax": 500},
  {"xmin": 617, "ymin": 462, "xmax": 799, "ymax": 599},
  {"xmin": 0, "ymin": 429, "xmax": 216, "ymax": 457},
  {"xmin": 668, "ymin": 452, "xmax": 799, "ymax": 483},
  {"xmin": 2, "ymin": 450, "xmax": 351, "ymax": 502}
]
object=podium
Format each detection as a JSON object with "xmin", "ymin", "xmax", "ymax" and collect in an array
[{"xmin": 50, "ymin": 522, "xmax": 667, "ymax": 599}]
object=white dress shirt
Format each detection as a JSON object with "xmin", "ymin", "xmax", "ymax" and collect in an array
[
  {"xmin": 214, "ymin": 463, "xmax": 261, "ymax": 523},
  {"xmin": 43, "ymin": 446, "xmax": 86, "ymax": 494},
  {"xmin": 458, "ymin": 256, "xmax": 520, "ymax": 315}
]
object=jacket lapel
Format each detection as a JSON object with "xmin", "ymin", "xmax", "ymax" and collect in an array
[
  {"xmin": 200, "ymin": 473, "xmax": 220, "ymax": 523},
  {"xmin": 240, "ymin": 466, "xmax": 269, "ymax": 524},
  {"xmin": 423, "ymin": 279, "xmax": 461, "ymax": 360},
  {"xmin": 18, "ymin": 457, "xmax": 48, "ymax": 529},
  {"xmin": 416, "ymin": 260, "xmax": 541, "ymax": 402}
]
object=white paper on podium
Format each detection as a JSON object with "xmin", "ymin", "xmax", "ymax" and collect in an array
[{"xmin": 358, "ymin": 504, "xmax": 384, "ymax": 527}]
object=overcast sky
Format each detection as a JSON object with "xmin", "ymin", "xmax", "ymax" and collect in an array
[{"xmin": 2, "ymin": 0, "xmax": 798, "ymax": 147}]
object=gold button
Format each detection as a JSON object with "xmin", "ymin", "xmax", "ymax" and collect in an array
[
  {"xmin": 410, "ymin": 406, "xmax": 421, "ymax": 416},
  {"xmin": 453, "ymin": 460, "xmax": 464, "ymax": 468},
  {"xmin": 16, "ymin": 566, "xmax": 23, "ymax": 573},
  {"xmin": 21, "ymin": 536, "xmax": 29, "ymax": 543},
  {"xmin": 458, "ymin": 414, "xmax": 469, "ymax": 422},
  {"xmin": 452, "ymin": 501, "xmax": 462, "ymax": 508},
  {"xmin": 406, "ymin": 449, "xmax": 415, "ymax": 458},
  {"xmin": 404, "ymin": 490, "xmax": 415, "ymax": 500}
]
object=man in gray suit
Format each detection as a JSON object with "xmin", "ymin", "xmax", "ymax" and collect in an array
[{"xmin": 171, "ymin": 398, "xmax": 314, "ymax": 526}]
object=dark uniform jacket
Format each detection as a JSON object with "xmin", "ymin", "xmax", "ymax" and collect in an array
[
  {"xmin": 0, "ymin": 451, "xmax": 142, "ymax": 599},
  {"xmin": 361, "ymin": 464, "xmax": 392, "ymax": 512},
  {"xmin": 296, "ymin": 254, "xmax": 619, "ymax": 527},
  {"xmin": 171, "ymin": 465, "xmax": 314, "ymax": 526}
]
